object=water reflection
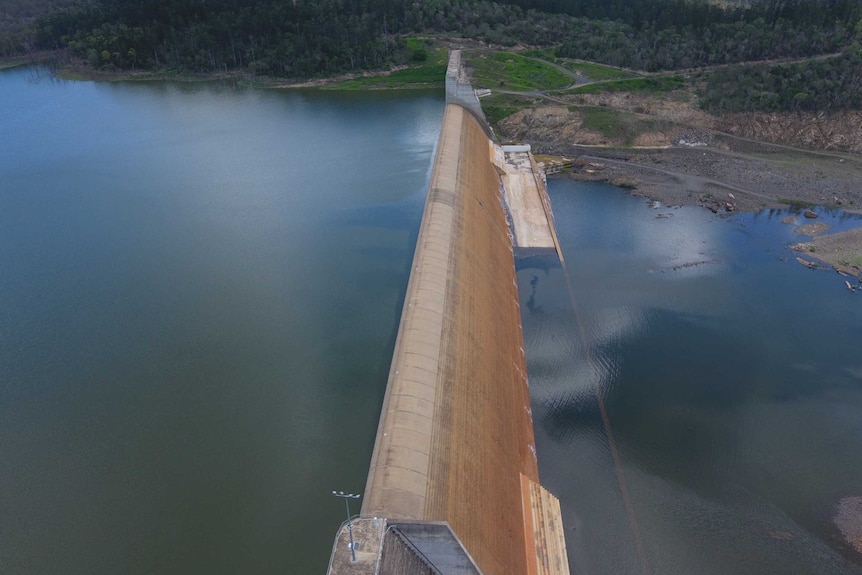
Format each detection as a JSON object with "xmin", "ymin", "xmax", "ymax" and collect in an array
[
  {"xmin": 523, "ymin": 181, "xmax": 862, "ymax": 575},
  {"xmin": 0, "ymin": 67, "xmax": 443, "ymax": 574}
]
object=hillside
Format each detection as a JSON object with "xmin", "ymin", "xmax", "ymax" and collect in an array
[
  {"xmin": 463, "ymin": 47, "xmax": 862, "ymax": 278},
  {"xmin": 0, "ymin": 0, "xmax": 75, "ymax": 59},
  {"xmin": 14, "ymin": 0, "xmax": 862, "ymax": 83}
]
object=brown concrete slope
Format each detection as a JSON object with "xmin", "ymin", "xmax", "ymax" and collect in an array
[{"xmin": 361, "ymin": 103, "xmax": 540, "ymax": 575}]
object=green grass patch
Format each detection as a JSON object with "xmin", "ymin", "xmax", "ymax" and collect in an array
[
  {"xmin": 516, "ymin": 49, "xmax": 634, "ymax": 81},
  {"xmin": 520, "ymin": 48, "xmax": 557, "ymax": 60},
  {"xmin": 466, "ymin": 50, "xmax": 572, "ymax": 91},
  {"xmin": 559, "ymin": 61, "xmax": 636, "ymax": 82},
  {"xmin": 778, "ymin": 198, "xmax": 814, "ymax": 209},
  {"xmin": 0, "ymin": 59, "xmax": 26, "ymax": 70},
  {"xmin": 576, "ymin": 105, "xmax": 668, "ymax": 146},
  {"xmin": 566, "ymin": 75, "xmax": 686, "ymax": 95},
  {"xmin": 580, "ymin": 106, "xmax": 633, "ymax": 141},
  {"xmin": 330, "ymin": 45, "xmax": 447, "ymax": 89},
  {"xmin": 480, "ymin": 93, "xmax": 539, "ymax": 124},
  {"xmin": 484, "ymin": 105, "xmax": 522, "ymax": 124}
]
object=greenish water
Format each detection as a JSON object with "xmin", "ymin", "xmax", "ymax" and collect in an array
[
  {"xmin": 521, "ymin": 182, "xmax": 862, "ymax": 575},
  {"xmin": 0, "ymin": 67, "xmax": 443, "ymax": 574}
]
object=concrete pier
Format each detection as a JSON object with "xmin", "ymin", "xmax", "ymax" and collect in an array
[{"xmin": 493, "ymin": 144, "xmax": 560, "ymax": 255}]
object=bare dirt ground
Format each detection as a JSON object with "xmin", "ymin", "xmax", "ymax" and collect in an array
[
  {"xmin": 560, "ymin": 144, "xmax": 862, "ymax": 279},
  {"xmin": 792, "ymin": 228, "xmax": 862, "ymax": 281},
  {"xmin": 493, "ymin": 97, "xmax": 862, "ymax": 279},
  {"xmin": 562, "ymin": 143, "xmax": 862, "ymax": 214}
]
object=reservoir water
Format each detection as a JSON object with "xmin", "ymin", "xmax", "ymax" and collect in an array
[
  {"xmin": 0, "ymin": 67, "xmax": 443, "ymax": 574},
  {"xmin": 2, "ymin": 67, "xmax": 861, "ymax": 574}
]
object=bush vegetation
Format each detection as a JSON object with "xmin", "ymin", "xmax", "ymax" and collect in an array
[
  {"xmin": 700, "ymin": 50, "xmax": 862, "ymax": 112},
  {"xmin": 10, "ymin": 0, "xmax": 862, "ymax": 116}
]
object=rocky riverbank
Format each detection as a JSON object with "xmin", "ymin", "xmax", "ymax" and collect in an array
[
  {"xmin": 545, "ymin": 141, "xmax": 862, "ymax": 215},
  {"xmin": 537, "ymin": 141, "xmax": 862, "ymax": 280}
]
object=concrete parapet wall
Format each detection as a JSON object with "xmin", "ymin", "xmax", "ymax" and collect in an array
[
  {"xmin": 362, "ymin": 103, "xmax": 539, "ymax": 575},
  {"xmin": 445, "ymin": 50, "xmax": 486, "ymax": 126},
  {"xmin": 379, "ymin": 531, "xmax": 437, "ymax": 575}
]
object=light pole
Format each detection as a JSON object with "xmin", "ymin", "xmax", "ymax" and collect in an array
[{"xmin": 332, "ymin": 491, "xmax": 361, "ymax": 562}]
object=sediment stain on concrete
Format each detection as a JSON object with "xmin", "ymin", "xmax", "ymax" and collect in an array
[{"xmin": 362, "ymin": 103, "xmax": 540, "ymax": 574}]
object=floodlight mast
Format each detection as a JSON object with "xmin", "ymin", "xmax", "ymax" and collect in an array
[{"xmin": 331, "ymin": 491, "xmax": 362, "ymax": 562}]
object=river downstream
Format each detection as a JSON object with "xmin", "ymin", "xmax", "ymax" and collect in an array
[
  {"xmin": 522, "ymin": 181, "xmax": 862, "ymax": 575},
  {"xmin": 2, "ymin": 67, "xmax": 861, "ymax": 574}
]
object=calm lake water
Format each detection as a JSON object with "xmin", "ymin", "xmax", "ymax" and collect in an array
[
  {"xmin": 2, "ymin": 67, "xmax": 861, "ymax": 575},
  {"xmin": 0, "ymin": 67, "xmax": 442, "ymax": 574},
  {"xmin": 521, "ymin": 182, "xmax": 862, "ymax": 575}
]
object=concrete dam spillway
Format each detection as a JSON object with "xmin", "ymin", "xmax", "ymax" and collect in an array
[{"xmin": 327, "ymin": 52, "xmax": 569, "ymax": 575}]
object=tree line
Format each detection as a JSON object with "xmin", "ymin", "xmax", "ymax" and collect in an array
[
  {"xmin": 0, "ymin": 0, "xmax": 75, "ymax": 58},
  {"xmin": 21, "ymin": 0, "xmax": 862, "ymax": 113},
  {"xmin": 554, "ymin": 16, "xmax": 860, "ymax": 71},
  {"xmin": 700, "ymin": 50, "xmax": 862, "ymax": 112},
  {"xmin": 32, "ymin": 0, "xmax": 862, "ymax": 74},
  {"xmin": 33, "ymin": 0, "xmax": 543, "ymax": 76}
]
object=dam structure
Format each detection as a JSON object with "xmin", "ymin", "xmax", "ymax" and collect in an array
[{"xmin": 326, "ymin": 51, "xmax": 568, "ymax": 575}]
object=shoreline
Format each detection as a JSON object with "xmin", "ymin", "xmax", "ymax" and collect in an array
[
  {"xmin": 0, "ymin": 55, "xmax": 442, "ymax": 90},
  {"xmin": 549, "ymin": 143, "xmax": 862, "ymax": 213},
  {"xmin": 6, "ymin": 54, "xmax": 859, "ymax": 279},
  {"xmin": 546, "ymin": 144, "xmax": 862, "ymax": 280}
]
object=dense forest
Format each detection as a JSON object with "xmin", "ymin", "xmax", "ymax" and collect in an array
[
  {"xmin": 29, "ymin": 0, "xmax": 862, "ymax": 76},
  {"xmin": 7, "ymin": 0, "xmax": 862, "ymax": 113},
  {"xmin": 33, "ymin": 0, "xmax": 538, "ymax": 76},
  {"xmin": 554, "ymin": 17, "xmax": 860, "ymax": 71},
  {"xmin": 0, "ymin": 0, "xmax": 74, "ymax": 57},
  {"xmin": 700, "ymin": 50, "xmax": 862, "ymax": 112}
]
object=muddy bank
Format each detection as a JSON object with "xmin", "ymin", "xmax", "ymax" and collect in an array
[
  {"xmin": 541, "ymin": 143, "xmax": 862, "ymax": 280},
  {"xmin": 547, "ymin": 143, "xmax": 862, "ymax": 214},
  {"xmin": 792, "ymin": 228, "xmax": 862, "ymax": 280}
]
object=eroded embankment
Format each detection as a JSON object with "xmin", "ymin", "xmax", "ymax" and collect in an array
[{"xmin": 361, "ymin": 103, "xmax": 539, "ymax": 575}]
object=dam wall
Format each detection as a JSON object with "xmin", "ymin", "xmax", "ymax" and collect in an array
[
  {"xmin": 361, "ymin": 102, "xmax": 539, "ymax": 575},
  {"xmin": 327, "ymin": 51, "xmax": 568, "ymax": 575}
]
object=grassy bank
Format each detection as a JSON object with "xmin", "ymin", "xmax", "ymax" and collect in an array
[
  {"xmin": 11, "ymin": 37, "xmax": 449, "ymax": 90},
  {"xmin": 467, "ymin": 50, "xmax": 571, "ymax": 91},
  {"xmin": 324, "ymin": 40, "xmax": 447, "ymax": 90},
  {"xmin": 564, "ymin": 75, "xmax": 685, "ymax": 96},
  {"xmin": 521, "ymin": 50, "xmax": 637, "ymax": 82},
  {"xmin": 480, "ymin": 93, "xmax": 541, "ymax": 124},
  {"xmin": 0, "ymin": 60, "xmax": 27, "ymax": 71}
]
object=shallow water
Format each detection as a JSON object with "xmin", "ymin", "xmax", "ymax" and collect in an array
[{"xmin": 521, "ymin": 181, "xmax": 862, "ymax": 575}]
